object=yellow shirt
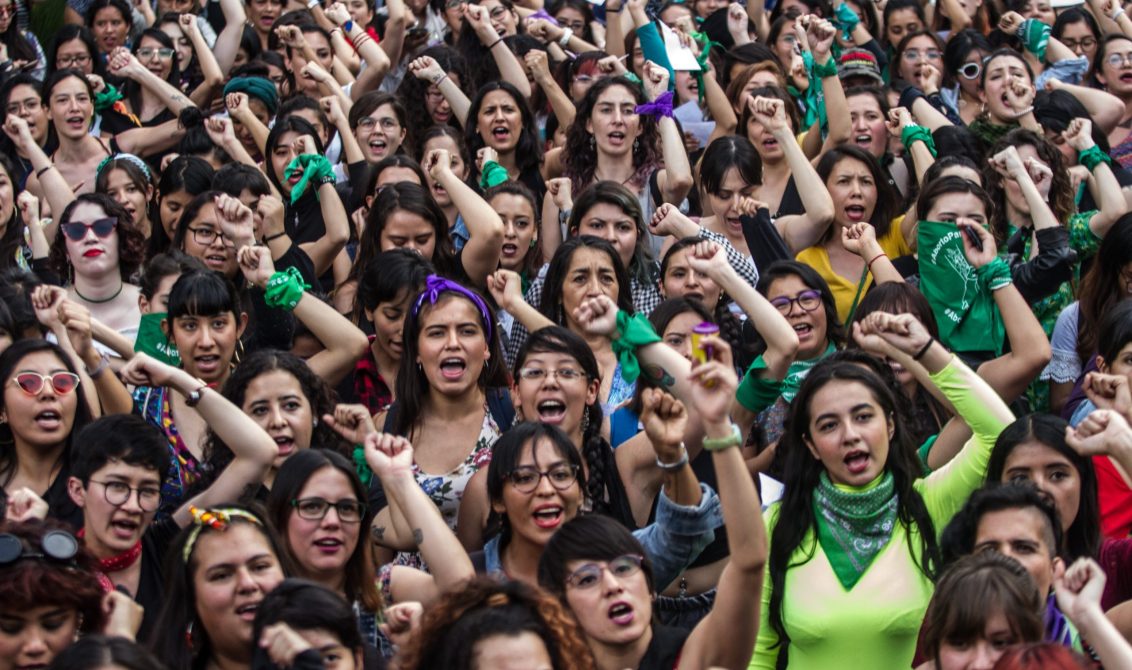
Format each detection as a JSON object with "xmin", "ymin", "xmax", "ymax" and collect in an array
[{"xmin": 795, "ymin": 217, "xmax": 911, "ymax": 323}]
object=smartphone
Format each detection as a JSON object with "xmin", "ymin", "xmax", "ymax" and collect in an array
[{"xmin": 962, "ymin": 225, "xmax": 984, "ymax": 252}]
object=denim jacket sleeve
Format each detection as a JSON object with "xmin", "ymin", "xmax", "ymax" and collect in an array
[{"xmin": 632, "ymin": 482, "xmax": 723, "ymax": 591}]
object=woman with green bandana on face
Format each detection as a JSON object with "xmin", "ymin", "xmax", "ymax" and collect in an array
[{"xmin": 750, "ymin": 310, "xmax": 1012, "ymax": 670}]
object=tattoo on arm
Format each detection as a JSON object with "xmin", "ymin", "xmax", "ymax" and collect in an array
[
  {"xmin": 644, "ymin": 364, "xmax": 676, "ymax": 389},
  {"xmin": 372, "ymin": 526, "xmax": 385, "ymax": 542},
  {"xmin": 412, "ymin": 528, "xmax": 423, "ymax": 545}
]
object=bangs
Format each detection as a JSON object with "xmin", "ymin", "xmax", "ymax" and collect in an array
[{"xmin": 167, "ymin": 271, "xmax": 238, "ymax": 320}]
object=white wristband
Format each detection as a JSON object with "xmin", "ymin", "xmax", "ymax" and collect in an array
[
  {"xmin": 307, "ymin": 0, "xmax": 320, "ymax": 8},
  {"xmin": 1114, "ymin": 7, "xmax": 1126, "ymax": 19},
  {"xmin": 558, "ymin": 27, "xmax": 573, "ymax": 47}
]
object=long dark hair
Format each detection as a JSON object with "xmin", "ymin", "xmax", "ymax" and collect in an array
[
  {"xmin": 986, "ymin": 413, "xmax": 1101, "ymax": 561},
  {"xmin": 125, "ymin": 29, "xmax": 182, "ymax": 115},
  {"xmin": 464, "ymin": 81, "xmax": 542, "ymax": 186},
  {"xmin": 47, "ymin": 25, "xmax": 107, "ymax": 78},
  {"xmin": 353, "ymin": 248, "xmax": 434, "ymax": 326},
  {"xmin": 564, "ymin": 76, "xmax": 660, "ymax": 194},
  {"xmin": 263, "ymin": 116, "xmax": 324, "ymax": 196},
  {"xmin": 1077, "ymin": 214, "xmax": 1132, "ymax": 364},
  {"xmin": 0, "ymin": 155, "xmax": 25, "ymax": 270},
  {"xmin": 351, "ymin": 182, "xmax": 457, "ymax": 282},
  {"xmin": 0, "ymin": 339, "xmax": 95, "ymax": 486},
  {"xmin": 539, "ymin": 236, "xmax": 635, "ymax": 327},
  {"xmin": 513, "ymin": 327, "xmax": 634, "ymax": 525},
  {"xmin": 767, "ymin": 360, "xmax": 940, "ymax": 649},
  {"xmin": 815, "ymin": 145, "xmax": 899, "ymax": 237},
  {"xmin": 396, "ymin": 45, "xmax": 468, "ymax": 153},
  {"xmin": 566, "ymin": 181, "xmax": 655, "ymax": 288},
  {"xmin": 984, "ymin": 129, "xmax": 1073, "ymax": 245},
  {"xmin": 266, "ymin": 449, "xmax": 382, "ymax": 612},
  {"xmin": 392, "ymin": 284, "xmax": 509, "ymax": 437},
  {"xmin": 149, "ymin": 155, "xmax": 214, "ymax": 261}
]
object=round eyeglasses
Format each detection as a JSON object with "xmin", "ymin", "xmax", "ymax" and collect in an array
[
  {"xmin": 506, "ymin": 464, "xmax": 580, "ymax": 494},
  {"xmin": 565, "ymin": 554, "xmax": 644, "ymax": 589}
]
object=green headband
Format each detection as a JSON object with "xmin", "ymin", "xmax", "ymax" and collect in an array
[{"xmin": 223, "ymin": 76, "xmax": 279, "ymax": 115}]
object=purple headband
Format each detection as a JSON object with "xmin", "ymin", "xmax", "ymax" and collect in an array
[{"xmin": 412, "ymin": 275, "xmax": 493, "ymax": 341}]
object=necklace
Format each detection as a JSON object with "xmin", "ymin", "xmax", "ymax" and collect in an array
[
  {"xmin": 77, "ymin": 528, "xmax": 142, "ymax": 593},
  {"xmin": 74, "ymin": 281, "xmax": 124, "ymax": 304}
]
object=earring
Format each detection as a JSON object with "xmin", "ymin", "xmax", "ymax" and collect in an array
[
  {"xmin": 633, "ymin": 137, "xmax": 640, "ymax": 152},
  {"xmin": 589, "ymin": 134, "xmax": 595, "ymax": 149},
  {"xmin": 185, "ymin": 620, "xmax": 195, "ymax": 648},
  {"xmin": 529, "ymin": 238, "xmax": 537, "ymax": 248},
  {"xmin": 581, "ymin": 406, "xmax": 590, "ymax": 436},
  {"xmin": 312, "ymin": 417, "xmax": 319, "ymax": 427}
]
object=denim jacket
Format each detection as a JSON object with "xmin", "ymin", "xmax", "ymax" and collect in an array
[{"xmin": 482, "ymin": 483, "xmax": 722, "ymax": 590}]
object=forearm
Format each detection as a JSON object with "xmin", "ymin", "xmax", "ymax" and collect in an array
[
  {"xmin": 707, "ymin": 419, "xmax": 765, "ymax": 569},
  {"xmin": 908, "ymin": 139, "xmax": 935, "ymax": 186},
  {"xmin": 311, "ymin": 182, "xmax": 350, "ymax": 272},
  {"xmin": 1073, "ymin": 606, "xmax": 1132, "ymax": 669},
  {"xmin": 637, "ymin": 341, "xmax": 695, "ymax": 401},
  {"xmin": 131, "ymin": 69, "xmax": 195, "ymax": 114},
  {"xmin": 938, "ymin": 0, "xmax": 973, "ymax": 31},
  {"xmin": 78, "ymin": 347, "xmax": 133, "ymax": 415},
  {"xmin": 713, "ymin": 266, "xmax": 798, "ymax": 371},
  {"xmin": 508, "ymin": 296, "xmax": 556, "ymax": 332},
  {"xmin": 334, "ymin": 117, "xmax": 365, "ymax": 164},
  {"xmin": 1021, "ymin": 178, "xmax": 1059, "ymax": 231},
  {"xmin": 910, "ymin": 96, "xmax": 954, "ymax": 131},
  {"xmin": 214, "ymin": 0, "xmax": 247, "ymax": 74},
  {"xmin": 445, "ymin": 174, "xmax": 503, "ymax": 284},
  {"xmin": 864, "ymin": 245, "xmax": 904, "ymax": 284},
  {"xmin": 28, "ymin": 166, "xmax": 75, "ymax": 243},
  {"xmin": 818, "ymin": 60, "xmax": 851, "ymax": 146},
  {"xmin": 490, "ymin": 41, "xmax": 533, "ymax": 99},
  {"xmin": 383, "ymin": 475, "xmax": 474, "ymax": 588},
  {"xmin": 1087, "ymin": 164, "xmax": 1129, "ymax": 238},
  {"xmin": 657, "ymin": 117, "xmax": 692, "ymax": 203},
  {"xmin": 1058, "ymin": 83, "xmax": 1124, "ymax": 133},
  {"xmin": 296, "ymin": 292, "xmax": 368, "ymax": 383},
  {"xmin": 90, "ymin": 319, "xmax": 135, "ymax": 360},
  {"xmin": 540, "ymin": 195, "xmax": 565, "ymax": 261},
  {"xmin": 219, "ymin": 137, "xmax": 260, "ymax": 168},
  {"xmin": 536, "ymin": 74, "xmax": 575, "ymax": 131},
  {"xmin": 234, "ymin": 112, "xmax": 270, "ymax": 155},
  {"xmin": 189, "ymin": 28, "xmax": 224, "ymax": 89},
  {"xmin": 703, "ymin": 73, "xmax": 737, "ymax": 136},
  {"xmin": 604, "ymin": 7, "xmax": 625, "ymax": 57},
  {"xmin": 437, "ymin": 76, "xmax": 471, "ymax": 126}
]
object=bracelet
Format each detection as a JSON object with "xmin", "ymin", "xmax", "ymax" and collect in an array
[
  {"xmin": 558, "ymin": 27, "xmax": 573, "ymax": 47},
  {"xmin": 487, "ymin": 37, "xmax": 503, "ymax": 49},
  {"xmin": 432, "ymin": 72, "xmax": 447, "ymax": 85},
  {"xmin": 343, "ymin": 19, "xmax": 354, "ymax": 32},
  {"xmin": 703, "ymin": 424, "xmax": 742, "ymax": 452},
  {"xmin": 1011, "ymin": 106, "xmax": 1034, "ymax": 119},
  {"xmin": 86, "ymin": 352, "xmax": 110, "ymax": 380},
  {"xmin": 264, "ymin": 266, "xmax": 311, "ymax": 311},
  {"xmin": 866, "ymin": 252, "xmax": 887, "ymax": 268},
  {"xmin": 184, "ymin": 383, "xmax": 210, "ymax": 408},
  {"xmin": 635, "ymin": 90, "xmax": 675, "ymax": 118},
  {"xmin": 479, "ymin": 160, "xmax": 509, "ymax": 190},
  {"xmin": 262, "ymin": 231, "xmax": 287, "ymax": 243},
  {"xmin": 976, "ymin": 256, "xmax": 1013, "ymax": 292},
  {"xmin": 1114, "ymin": 7, "xmax": 1126, "ymax": 20},
  {"xmin": 1078, "ymin": 144, "xmax": 1112, "ymax": 172},
  {"xmin": 655, "ymin": 443, "xmax": 688, "ymax": 471},
  {"xmin": 307, "ymin": 0, "xmax": 320, "ymax": 8},
  {"xmin": 912, "ymin": 338, "xmax": 935, "ymax": 361},
  {"xmin": 36, "ymin": 165, "xmax": 52, "ymax": 178}
]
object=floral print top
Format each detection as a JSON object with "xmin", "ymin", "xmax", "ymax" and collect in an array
[{"xmin": 132, "ymin": 385, "xmax": 202, "ymax": 521}]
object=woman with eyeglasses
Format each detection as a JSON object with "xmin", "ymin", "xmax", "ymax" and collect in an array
[
  {"xmin": 1053, "ymin": 9, "xmax": 1100, "ymax": 72},
  {"xmin": 892, "ymin": 31, "xmax": 946, "ymax": 94},
  {"xmin": 536, "ymin": 334, "xmax": 766, "ymax": 670},
  {"xmin": 45, "ymin": 194, "xmax": 144, "ymax": 356},
  {"xmin": 0, "ymin": 1, "xmax": 43, "ymax": 82},
  {"xmin": 1093, "ymin": 35, "xmax": 1132, "ymax": 169},
  {"xmin": 0, "ymin": 75, "xmax": 48, "ymax": 188},
  {"xmin": 0, "ymin": 339, "xmax": 94, "ymax": 528},
  {"xmin": 941, "ymin": 30, "xmax": 991, "ymax": 126}
]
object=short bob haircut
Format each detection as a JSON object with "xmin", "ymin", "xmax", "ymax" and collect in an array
[
  {"xmin": 0, "ymin": 519, "xmax": 106, "ymax": 634},
  {"xmin": 815, "ymin": 145, "xmax": 899, "ymax": 235},
  {"xmin": 266, "ymin": 449, "xmax": 382, "ymax": 612},
  {"xmin": 915, "ymin": 174, "xmax": 994, "ymax": 225},
  {"xmin": 538, "ymin": 514, "xmax": 655, "ymax": 597},
  {"xmin": 697, "ymin": 135, "xmax": 762, "ymax": 197},
  {"xmin": 50, "ymin": 193, "xmax": 147, "ymax": 281},
  {"xmin": 398, "ymin": 577, "xmax": 594, "ymax": 670},
  {"xmin": 70, "ymin": 414, "xmax": 170, "ymax": 484},
  {"xmin": 165, "ymin": 269, "xmax": 243, "ymax": 325},
  {"xmin": 1095, "ymin": 298, "xmax": 1132, "ymax": 372},
  {"xmin": 986, "ymin": 413, "xmax": 1101, "ymax": 561},
  {"xmin": 921, "ymin": 551, "xmax": 1044, "ymax": 665}
]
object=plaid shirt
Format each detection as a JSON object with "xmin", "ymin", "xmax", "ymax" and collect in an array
[{"xmin": 350, "ymin": 336, "xmax": 394, "ymax": 415}]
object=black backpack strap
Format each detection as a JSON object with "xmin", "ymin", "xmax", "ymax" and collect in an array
[
  {"xmin": 486, "ymin": 388, "xmax": 515, "ymax": 431},
  {"xmin": 382, "ymin": 403, "xmax": 400, "ymax": 433}
]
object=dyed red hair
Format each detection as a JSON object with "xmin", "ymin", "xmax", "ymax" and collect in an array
[{"xmin": 992, "ymin": 643, "xmax": 1092, "ymax": 670}]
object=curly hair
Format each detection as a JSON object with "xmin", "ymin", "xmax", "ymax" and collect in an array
[
  {"xmin": 397, "ymin": 578, "xmax": 594, "ymax": 670},
  {"xmin": 564, "ymin": 76, "xmax": 660, "ymax": 195},
  {"xmin": 50, "ymin": 193, "xmax": 147, "ymax": 281},
  {"xmin": 984, "ymin": 129, "xmax": 1074, "ymax": 246},
  {"xmin": 0, "ymin": 519, "xmax": 106, "ymax": 635},
  {"xmin": 395, "ymin": 45, "xmax": 468, "ymax": 155}
]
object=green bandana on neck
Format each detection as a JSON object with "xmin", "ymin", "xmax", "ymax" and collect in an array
[{"xmin": 813, "ymin": 470, "xmax": 898, "ymax": 590}]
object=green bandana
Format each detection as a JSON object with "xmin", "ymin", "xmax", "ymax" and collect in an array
[
  {"xmin": 283, "ymin": 154, "xmax": 336, "ymax": 204},
  {"xmin": 134, "ymin": 312, "xmax": 181, "ymax": 366},
  {"xmin": 479, "ymin": 160, "xmax": 509, "ymax": 190},
  {"xmin": 611, "ymin": 310, "xmax": 662, "ymax": 383},
  {"xmin": 352, "ymin": 444, "xmax": 373, "ymax": 487},
  {"xmin": 813, "ymin": 470, "xmax": 898, "ymax": 590},
  {"xmin": 917, "ymin": 220, "xmax": 1005, "ymax": 355},
  {"xmin": 781, "ymin": 342, "xmax": 837, "ymax": 403}
]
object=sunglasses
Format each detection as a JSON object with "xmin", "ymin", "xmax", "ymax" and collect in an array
[
  {"xmin": 10, "ymin": 371, "xmax": 81, "ymax": 396},
  {"xmin": 61, "ymin": 217, "xmax": 116, "ymax": 242},
  {"xmin": 958, "ymin": 62, "xmax": 981, "ymax": 80}
]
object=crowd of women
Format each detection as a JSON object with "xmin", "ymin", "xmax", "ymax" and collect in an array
[{"xmin": 7, "ymin": 0, "xmax": 1132, "ymax": 667}]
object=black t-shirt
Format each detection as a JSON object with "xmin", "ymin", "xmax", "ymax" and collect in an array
[
  {"xmin": 136, "ymin": 517, "xmax": 180, "ymax": 643},
  {"xmin": 639, "ymin": 624, "xmax": 691, "ymax": 669}
]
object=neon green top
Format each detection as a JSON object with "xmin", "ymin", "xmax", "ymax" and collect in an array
[{"xmin": 749, "ymin": 357, "xmax": 1009, "ymax": 669}]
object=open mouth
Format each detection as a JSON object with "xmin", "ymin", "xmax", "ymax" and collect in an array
[
  {"xmin": 844, "ymin": 205, "xmax": 867, "ymax": 222},
  {"xmin": 532, "ymin": 505, "xmax": 563, "ymax": 529},
  {"xmin": 273, "ymin": 435, "xmax": 295, "ymax": 456},
  {"xmin": 607, "ymin": 130, "xmax": 626, "ymax": 146},
  {"xmin": 204, "ymin": 253, "xmax": 229, "ymax": 269},
  {"xmin": 368, "ymin": 138, "xmax": 387, "ymax": 156},
  {"xmin": 65, "ymin": 115, "xmax": 85, "ymax": 130},
  {"xmin": 854, "ymin": 133, "xmax": 872, "ymax": 149},
  {"xmin": 195, "ymin": 354, "xmax": 221, "ymax": 374},
  {"xmin": 439, "ymin": 357, "xmax": 466, "ymax": 380},
  {"xmin": 313, "ymin": 538, "xmax": 344, "ymax": 554},
  {"xmin": 608, "ymin": 602, "xmax": 634, "ymax": 625},
  {"xmin": 235, "ymin": 601, "xmax": 259, "ymax": 622},
  {"xmin": 844, "ymin": 450, "xmax": 870, "ymax": 475},
  {"xmin": 536, "ymin": 399, "xmax": 567, "ymax": 423},
  {"xmin": 501, "ymin": 242, "xmax": 519, "ymax": 257},
  {"xmin": 792, "ymin": 323, "xmax": 814, "ymax": 341},
  {"xmin": 110, "ymin": 518, "xmax": 140, "ymax": 539},
  {"xmin": 34, "ymin": 409, "xmax": 61, "ymax": 430},
  {"xmin": 287, "ymin": 170, "xmax": 304, "ymax": 185},
  {"xmin": 761, "ymin": 137, "xmax": 779, "ymax": 150},
  {"xmin": 492, "ymin": 125, "xmax": 511, "ymax": 143}
]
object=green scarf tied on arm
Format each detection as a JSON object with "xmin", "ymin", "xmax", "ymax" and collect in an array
[
  {"xmin": 917, "ymin": 220, "xmax": 1005, "ymax": 355},
  {"xmin": 813, "ymin": 470, "xmax": 899, "ymax": 590},
  {"xmin": 688, "ymin": 31, "xmax": 722, "ymax": 104},
  {"xmin": 352, "ymin": 445, "xmax": 373, "ymax": 487},
  {"xmin": 479, "ymin": 160, "xmax": 509, "ymax": 190},
  {"xmin": 611, "ymin": 310, "xmax": 662, "ymax": 383},
  {"xmin": 93, "ymin": 83, "xmax": 124, "ymax": 113},
  {"xmin": 1018, "ymin": 18, "xmax": 1051, "ymax": 62},
  {"xmin": 283, "ymin": 154, "xmax": 336, "ymax": 204}
]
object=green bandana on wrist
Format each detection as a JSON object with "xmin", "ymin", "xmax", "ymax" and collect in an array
[
  {"xmin": 352, "ymin": 444, "xmax": 373, "ymax": 487},
  {"xmin": 611, "ymin": 310, "xmax": 661, "ymax": 383},
  {"xmin": 976, "ymin": 257, "xmax": 1013, "ymax": 292},
  {"xmin": 834, "ymin": 2, "xmax": 860, "ymax": 41},
  {"xmin": 479, "ymin": 160, "xmax": 509, "ymax": 189},
  {"xmin": 624, "ymin": 72, "xmax": 642, "ymax": 85},
  {"xmin": 264, "ymin": 266, "xmax": 310, "ymax": 311},
  {"xmin": 93, "ymin": 83, "xmax": 123, "ymax": 113},
  {"xmin": 813, "ymin": 470, "xmax": 899, "ymax": 590},
  {"xmin": 133, "ymin": 312, "xmax": 181, "ymax": 366},
  {"xmin": 1019, "ymin": 18, "xmax": 1051, "ymax": 62},
  {"xmin": 283, "ymin": 154, "xmax": 336, "ymax": 204},
  {"xmin": 900, "ymin": 125, "xmax": 937, "ymax": 157},
  {"xmin": 917, "ymin": 219, "xmax": 1005, "ymax": 355},
  {"xmin": 1078, "ymin": 145, "xmax": 1112, "ymax": 172}
]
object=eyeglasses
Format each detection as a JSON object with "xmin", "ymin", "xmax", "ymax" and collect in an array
[
  {"xmin": 444, "ymin": 0, "xmax": 463, "ymax": 8},
  {"xmin": 61, "ymin": 217, "xmax": 116, "ymax": 242},
  {"xmin": 1108, "ymin": 52, "xmax": 1132, "ymax": 68},
  {"xmin": 188, "ymin": 227, "xmax": 234, "ymax": 248},
  {"xmin": 565, "ymin": 554, "xmax": 644, "ymax": 589},
  {"xmin": 957, "ymin": 62, "xmax": 981, "ymax": 80},
  {"xmin": 357, "ymin": 116, "xmax": 400, "ymax": 131},
  {"xmin": 6, "ymin": 99, "xmax": 41, "ymax": 115},
  {"xmin": 769, "ymin": 290, "xmax": 822, "ymax": 315},
  {"xmin": 488, "ymin": 5, "xmax": 508, "ymax": 19},
  {"xmin": 506, "ymin": 464, "xmax": 580, "ymax": 493},
  {"xmin": 517, "ymin": 367, "xmax": 586, "ymax": 383},
  {"xmin": 0, "ymin": 5, "xmax": 17, "ymax": 18},
  {"xmin": 1061, "ymin": 37, "xmax": 1096, "ymax": 51},
  {"xmin": 9, "ymin": 371, "xmax": 81, "ymax": 396},
  {"xmin": 56, "ymin": 54, "xmax": 92, "ymax": 68},
  {"xmin": 291, "ymin": 497, "xmax": 366, "ymax": 522},
  {"xmin": 91, "ymin": 480, "xmax": 161, "ymax": 511},
  {"xmin": 0, "ymin": 530, "xmax": 78, "ymax": 566},
  {"xmin": 902, "ymin": 49, "xmax": 942, "ymax": 62},
  {"xmin": 136, "ymin": 47, "xmax": 175, "ymax": 60}
]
